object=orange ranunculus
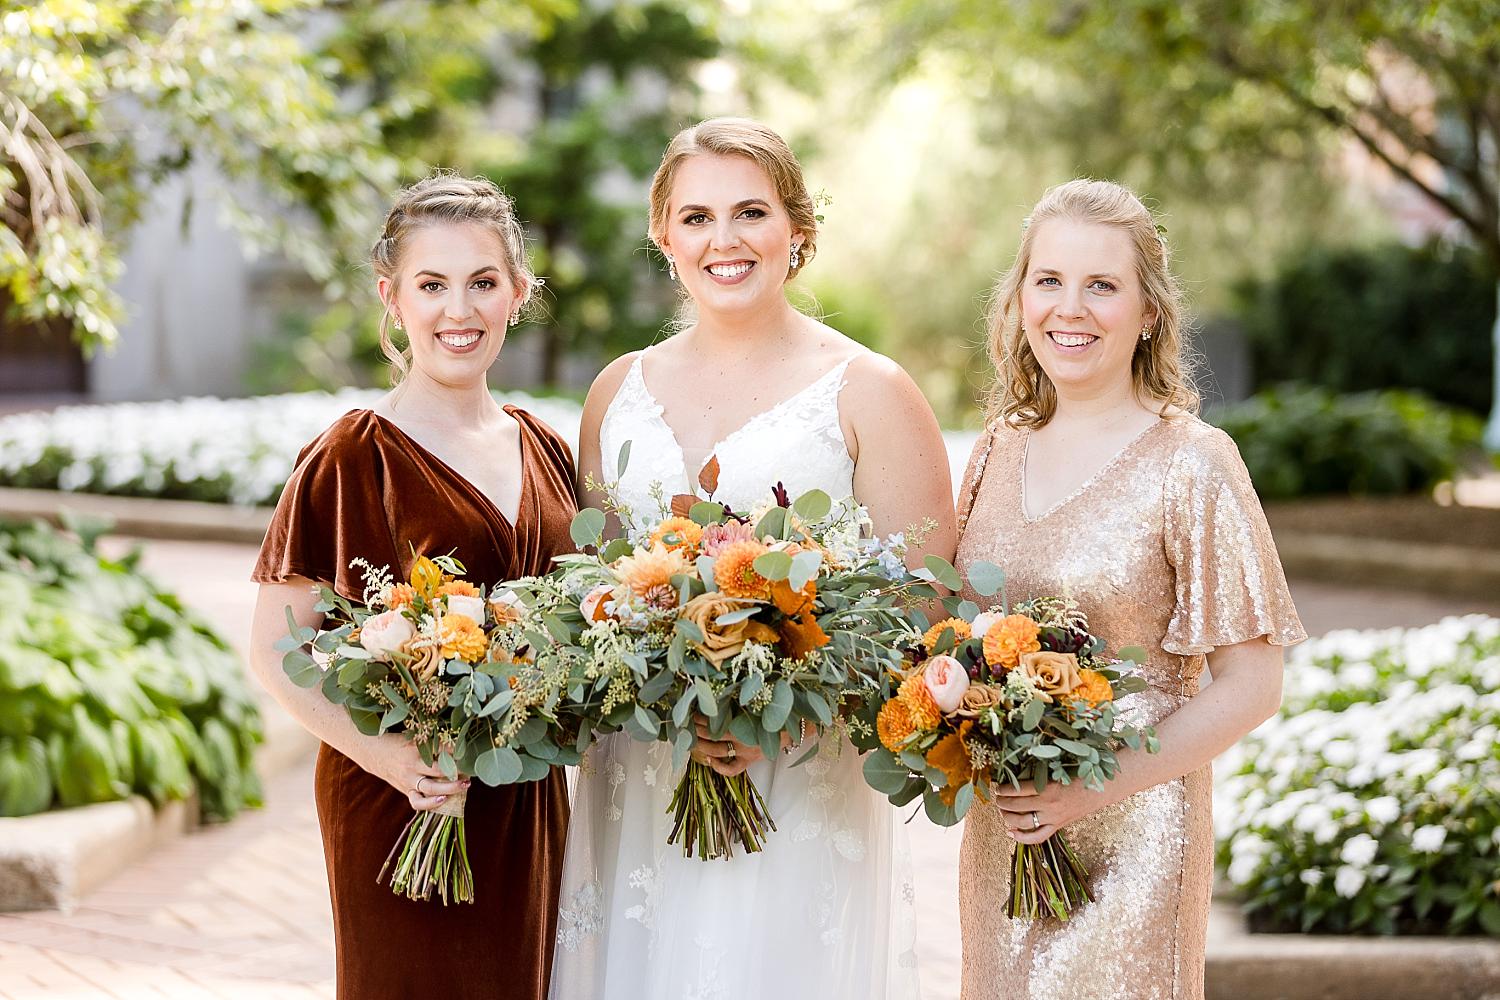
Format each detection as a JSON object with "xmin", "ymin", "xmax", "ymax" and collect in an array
[
  {"xmin": 650, "ymin": 516, "xmax": 704, "ymax": 553},
  {"xmin": 713, "ymin": 540, "xmax": 772, "ymax": 600},
  {"xmin": 1072, "ymin": 668, "xmax": 1114, "ymax": 706},
  {"xmin": 438, "ymin": 580, "xmax": 479, "ymax": 598},
  {"xmin": 922, "ymin": 617, "xmax": 972, "ymax": 652},
  {"xmin": 982, "ymin": 614, "xmax": 1041, "ymax": 672},
  {"xmin": 770, "ymin": 577, "xmax": 816, "ymax": 616},
  {"xmin": 779, "ymin": 611, "xmax": 830, "ymax": 661},
  {"xmin": 437, "ymin": 614, "xmax": 488, "ymax": 662},
  {"xmin": 877, "ymin": 698, "xmax": 916, "ymax": 751},
  {"xmin": 898, "ymin": 669, "xmax": 943, "ymax": 730},
  {"xmin": 926, "ymin": 720, "xmax": 982, "ymax": 806},
  {"xmin": 386, "ymin": 583, "xmax": 417, "ymax": 609}
]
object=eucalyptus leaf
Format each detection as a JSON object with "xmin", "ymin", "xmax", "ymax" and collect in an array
[
  {"xmin": 965, "ymin": 560, "xmax": 1007, "ymax": 598},
  {"xmin": 763, "ymin": 679, "xmax": 794, "ymax": 731},
  {"xmin": 617, "ymin": 440, "xmax": 632, "ymax": 477},
  {"xmin": 1022, "ymin": 698, "xmax": 1045, "ymax": 731},
  {"xmin": 791, "ymin": 489, "xmax": 832, "ymax": 521},
  {"xmin": 923, "ymin": 554, "xmax": 962, "ymax": 591},
  {"xmin": 696, "ymin": 555, "xmax": 717, "ymax": 590},
  {"xmin": 689, "ymin": 502, "xmax": 725, "ymax": 526},
  {"xmin": 281, "ymin": 648, "xmax": 320, "ymax": 688},
  {"xmin": 788, "ymin": 550, "xmax": 823, "ymax": 591},
  {"xmin": 438, "ymin": 750, "xmax": 457, "ymax": 780},
  {"xmin": 638, "ymin": 670, "xmax": 673, "ymax": 703},
  {"xmin": 923, "ymin": 788, "xmax": 959, "ymax": 827},
  {"xmin": 476, "ymin": 746, "xmax": 522, "ymax": 785},
  {"xmin": 953, "ymin": 780, "xmax": 977, "ymax": 819},
  {"xmin": 694, "ymin": 678, "xmax": 718, "ymax": 716},
  {"xmin": 754, "ymin": 507, "xmax": 787, "ymax": 540},
  {"xmin": 753, "ymin": 551, "xmax": 793, "ymax": 582},
  {"xmin": 714, "ymin": 607, "xmax": 759, "ymax": 626},
  {"xmin": 863, "ymin": 749, "xmax": 911, "ymax": 794},
  {"xmin": 569, "ymin": 508, "xmax": 607, "ymax": 548},
  {"xmin": 601, "ymin": 537, "xmax": 633, "ymax": 563}
]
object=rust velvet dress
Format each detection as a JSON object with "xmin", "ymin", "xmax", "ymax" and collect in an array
[{"xmin": 252, "ymin": 406, "xmax": 576, "ymax": 1000}]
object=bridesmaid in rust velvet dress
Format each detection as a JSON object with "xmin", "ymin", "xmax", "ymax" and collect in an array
[
  {"xmin": 954, "ymin": 180, "xmax": 1305, "ymax": 999},
  {"xmin": 249, "ymin": 174, "xmax": 574, "ymax": 1000}
]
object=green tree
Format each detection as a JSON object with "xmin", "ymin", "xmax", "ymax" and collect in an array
[
  {"xmin": 861, "ymin": 0, "xmax": 1500, "ymax": 441},
  {"xmin": 0, "ymin": 0, "xmax": 410, "ymax": 351}
]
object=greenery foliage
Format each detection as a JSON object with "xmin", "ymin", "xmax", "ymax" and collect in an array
[
  {"xmin": 0, "ymin": 517, "xmax": 262, "ymax": 819},
  {"xmin": 1216, "ymin": 616, "xmax": 1500, "ymax": 936},
  {"xmin": 1234, "ymin": 241, "xmax": 1496, "ymax": 415},
  {"xmin": 1211, "ymin": 385, "xmax": 1483, "ymax": 499}
]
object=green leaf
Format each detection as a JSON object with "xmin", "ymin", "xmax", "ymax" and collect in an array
[
  {"xmin": 437, "ymin": 750, "xmax": 457, "ymax": 780},
  {"xmin": 805, "ymin": 691, "xmax": 833, "ymax": 726},
  {"xmin": 739, "ymin": 672, "xmax": 765, "ymax": 706},
  {"xmin": 638, "ymin": 670, "xmax": 673, "ymax": 703},
  {"xmin": 617, "ymin": 440, "xmax": 632, "ymax": 477},
  {"xmin": 953, "ymin": 780, "xmax": 976, "ymax": 819},
  {"xmin": 518, "ymin": 755, "xmax": 551, "ymax": 782},
  {"xmin": 791, "ymin": 489, "xmax": 832, "ymax": 521},
  {"xmin": 1055, "ymin": 738, "xmax": 1096, "ymax": 758},
  {"xmin": 1022, "ymin": 698, "xmax": 1045, "ymax": 731},
  {"xmin": 543, "ymin": 613, "xmax": 574, "ymax": 644},
  {"xmin": 754, "ymin": 507, "xmax": 788, "ymax": 540},
  {"xmin": 715, "ymin": 607, "xmax": 759, "ymax": 626},
  {"xmin": 729, "ymin": 713, "xmax": 759, "ymax": 747},
  {"xmin": 923, "ymin": 788, "xmax": 959, "ymax": 826},
  {"xmin": 633, "ymin": 704, "xmax": 661, "ymax": 737},
  {"xmin": 788, "ymin": 550, "xmax": 823, "ymax": 591},
  {"xmin": 478, "ymin": 688, "xmax": 515, "ymax": 719},
  {"xmin": 696, "ymin": 555, "xmax": 717, "ymax": 591},
  {"xmin": 570, "ymin": 508, "xmax": 606, "ymax": 548},
  {"xmin": 694, "ymin": 678, "xmax": 718, "ymax": 716},
  {"xmin": 601, "ymin": 537, "xmax": 633, "ymax": 563},
  {"xmin": 672, "ymin": 688, "xmax": 697, "ymax": 728},
  {"xmin": 754, "ymin": 551, "xmax": 793, "ymax": 581},
  {"xmin": 923, "ymin": 554, "xmax": 962, "ymax": 591},
  {"xmin": 1029, "ymin": 744, "xmax": 1061, "ymax": 759},
  {"xmin": 862, "ymin": 748, "xmax": 910, "ymax": 794},
  {"xmin": 1116, "ymin": 646, "xmax": 1149, "ymax": 667},
  {"xmin": 675, "ymin": 617, "xmax": 706, "ymax": 644},
  {"xmin": 476, "ymin": 746, "xmax": 522, "ymax": 785},
  {"xmin": 763, "ymin": 679, "xmax": 794, "ymax": 731},
  {"xmin": 689, "ymin": 502, "xmax": 725, "ymax": 526},
  {"xmin": 965, "ymin": 561, "xmax": 1006, "ymax": 597},
  {"xmin": 281, "ymin": 648, "xmax": 320, "ymax": 688}
]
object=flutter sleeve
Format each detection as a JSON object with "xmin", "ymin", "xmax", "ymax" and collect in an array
[
  {"xmin": 251, "ymin": 413, "xmax": 399, "ymax": 601},
  {"xmin": 1161, "ymin": 425, "xmax": 1307, "ymax": 656}
]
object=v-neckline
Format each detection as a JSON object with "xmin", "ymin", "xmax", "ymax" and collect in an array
[
  {"xmin": 365, "ymin": 407, "xmax": 529, "ymax": 529},
  {"xmin": 634, "ymin": 353, "xmax": 851, "ymax": 480},
  {"xmin": 1019, "ymin": 418, "xmax": 1164, "ymax": 525}
]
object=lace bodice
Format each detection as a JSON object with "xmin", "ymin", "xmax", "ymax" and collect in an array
[{"xmin": 600, "ymin": 352, "xmax": 856, "ymax": 526}]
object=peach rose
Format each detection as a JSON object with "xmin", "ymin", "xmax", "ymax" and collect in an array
[
  {"xmin": 953, "ymin": 683, "xmax": 1005, "ymax": 718},
  {"xmin": 921, "ymin": 654, "xmax": 971, "ymax": 714},
  {"xmin": 579, "ymin": 583, "xmax": 616, "ymax": 623},
  {"xmin": 1015, "ymin": 650, "xmax": 1083, "ymax": 703},
  {"xmin": 488, "ymin": 590, "xmax": 523, "ymax": 625},
  {"xmin": 360, "ymin": 609, "xmax": 415, "ymax": 660},
  {"xmin": 680, "ymin": 593, "xmax": 779, "ymax": 667}
]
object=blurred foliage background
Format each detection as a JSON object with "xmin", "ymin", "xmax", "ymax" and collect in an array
[{"xmin": 2, "ymin": 0, "xmax": 1497, "ymax": 437}]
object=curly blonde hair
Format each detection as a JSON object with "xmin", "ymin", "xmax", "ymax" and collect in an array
[
  {"xmin": 647, "ymin": 117, "xmax": 818, "ymax": 282},
  {"xmin": 370, "ymin": 171, "xmax": 535, "ymax": 384},
  {"xmin": 983, "ymin": 178, "xmax": 1198, "ymax": 427}
]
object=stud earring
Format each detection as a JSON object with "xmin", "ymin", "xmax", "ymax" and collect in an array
[
  {"xmin": 393, "ymin": 315, "xmax": 403, "ymax": 331},
  {"xmin": 666, "ymin": 256, "xmax": 677, "ymax": 281},
  {"xmin": 509, "ymin": 312, "xmax": 520, "ymax": 327},
  {"xmin": 789, "ymin": 244, "xmax": 801, "ymax": 270},
  {"xmin": 1140, "ymin": 326, "xmax": 1152, "ymax": 341}
]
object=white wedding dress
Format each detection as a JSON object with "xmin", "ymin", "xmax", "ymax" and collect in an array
[{"xmin": 549, "ymin": 352, "xmax": 921, "ymax": 1000}]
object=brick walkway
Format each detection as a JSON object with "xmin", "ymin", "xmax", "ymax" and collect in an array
[{"xmin": 3, "ymin": 538, "xmax": 1498, "ymax": 999}]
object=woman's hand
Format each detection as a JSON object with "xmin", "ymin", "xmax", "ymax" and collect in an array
[
  {"xmin": 994, "ymin": 778, "xmax": 1116, "ymax": 845},
  {"xmin": 690, "ymin": 714, "xmax": 767, "ymax": 778},
  {"xmin": 351, "ymin": 732, "xmax": 470, "ymax": 811}
]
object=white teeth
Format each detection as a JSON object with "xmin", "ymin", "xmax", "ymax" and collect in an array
[
  {"xmin": 438, "ymin": 332, "xmax": 480, "ymax": 348},
  {"xmin": 1050, "ymin": 333, "xmax": 1096, "ymax": 347},
  {"xmin": 708, "ymin": 262, "xmax": 752, "ymax": 278}
]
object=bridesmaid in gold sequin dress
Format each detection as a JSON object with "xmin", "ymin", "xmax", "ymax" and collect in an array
[{"xmin": 953, "ymin": 180, "xmax": 1306, "ymax": 1000}]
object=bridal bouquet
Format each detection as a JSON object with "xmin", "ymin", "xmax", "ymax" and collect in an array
[
  {"xmin": 278, "ymin": 551, "xmax": 581, "ymax": 904},
  {"xmin": 857, "ymin": 573, "xmax": 1158, "ymax": 919},
  {"xmin": 505, "ymin": 455, "xmax": 942, "ymax": 860}
]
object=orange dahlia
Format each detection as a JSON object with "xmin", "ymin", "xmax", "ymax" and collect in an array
[
  {"xmin": 713, "ymin": 540, "xmax": 772, "ymax": 600},
  {"xmin": 923, "ymin": 617, "xmax": 972, "ymax": 652},
  {"xmin": 438, "ymin": 580, "xmax": 479, "ymax": 598},
  {"xmin": 898, "ymin": 670, "xmax": 943, "ymax": 729},
  {"xmin": 614, "ymin": 542, "xmax": 692, "ymax": 598},
  {"xmin": 877, "ymin": 698, "xmax": 917, "ymax": 751},
  {"xmin": 982, "ymin": 614, "xmax": 1041, "ymax": 672},
  {"xmin": 1072, "ymin": 668, "xmax": 1114, "ymax": 706},
  {"xmin": 649, "ymin": 516, "xmax": 704, "ymax": 553},
  {"xmin": 437, "ymin": 614, "xmax": 488, "ymax": 662},
  {"xmin": 386, "ymin": 583, "xmax": 417, "ymax": 609}
]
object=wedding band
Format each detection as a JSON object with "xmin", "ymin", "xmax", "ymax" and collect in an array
[
  {"xmin": 416, "ymin": 776, "xmax": 430, "ymax": 796},
  {"xmin": 1030, "ymin": 811, "xmax": 1041, "ymax": 831},
  {"xmin": 724, "ymin": 744, "xmax": 737, "ymax": 760}
]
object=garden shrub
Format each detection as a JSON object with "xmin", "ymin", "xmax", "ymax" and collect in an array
[
  {"xmin": 1211, "ymin": 384, "xmax": 1483, "ymax": 499},
  {"xmin": 1216, "ymin": 616, "xmax": 1500, "ymax": 936},
  {"xmin": 0, "ymin": 517, "xmax": 262, "ymax": 819},
  {"xmin": 1233, "ymin": 240, "xmax": 1495, "ymax": 415}
]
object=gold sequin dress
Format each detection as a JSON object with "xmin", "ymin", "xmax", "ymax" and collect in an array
[{"xmin": 953, "ymin": 415, "xmax": 1305, "ymax": 1000}]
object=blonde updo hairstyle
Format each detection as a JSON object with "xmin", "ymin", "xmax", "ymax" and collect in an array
[
  {"xmin": 647, "ymin": 117, "xmax": 819, "ymax": 283},
  {"xmin": 370, "ymin": 171, "xmax": 536, "ymax": 383},
  {"xmin": 985, "ymin": 178, "xmax": 1198, "ymax": 427}
]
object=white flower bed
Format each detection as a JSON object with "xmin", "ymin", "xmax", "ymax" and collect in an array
[
  {"xmin": 1215, "ymin": 615, "xmax": 1500, "ymax": 935},
  {"xmin": 0, "ymin": 391, "xmax": 584, "ymax": 506}
]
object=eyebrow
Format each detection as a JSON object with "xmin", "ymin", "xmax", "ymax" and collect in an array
[
  {"xmin": 414, "ymin": 266, "xmax": 500, "ymax": 279},
  {"xmin": 1031, "ymin": 267, "xmax": 1123, "ymax": 281},
  {"xmin": 677, "ymin": 198, "xmax": 773, "ymax": 215}
]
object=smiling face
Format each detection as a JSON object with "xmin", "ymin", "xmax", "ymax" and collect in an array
[
  {"xmin": 658, "ymin": 153, "xmax": 803, "ymax": 317},
  {"xmin": 1019, "ymin": 217, "xmax": 1155, "ymax": 399},
  {"xmin": 378, "ymin": 222, "xmax": 521, "ymax": 389}
]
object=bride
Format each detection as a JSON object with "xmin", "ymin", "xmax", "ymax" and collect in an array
[{"xmin": 549, "ymin": 118, "xmax": 956, "ymax": 999}]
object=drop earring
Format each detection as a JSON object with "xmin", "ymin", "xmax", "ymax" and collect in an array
[
  {"xmin": 666, "ymin": 256, "xmax": 677, "ymax": 281},
  {"xmin": 789, "ymin": 244, "xmax": 801, "ymax": 270},
  {"xmin": 393, "ymin": 315, "xmax": 403, "ymax": 331},
  {"xmin": 1140, "ymin": 326, "xmax": 1152, "ymax": 341}
]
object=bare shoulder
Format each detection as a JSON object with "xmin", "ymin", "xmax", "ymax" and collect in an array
[{"xmin": 840, "ymin": 347, "xmax": 932, "ymax": 416}]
